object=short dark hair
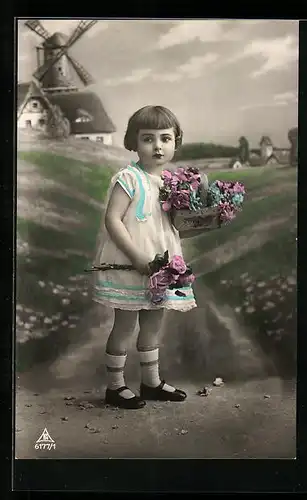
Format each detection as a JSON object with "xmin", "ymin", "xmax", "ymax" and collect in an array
[{"xmin": 124, "ymin": 105, "xmax": 183, "ymax": 151}]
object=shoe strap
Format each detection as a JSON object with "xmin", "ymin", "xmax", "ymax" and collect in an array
[{"xmin": 116, "ymin": 386, "xmax": 129, "ymax": 394}]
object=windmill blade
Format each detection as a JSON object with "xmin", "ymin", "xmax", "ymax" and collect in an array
[
  {"xmin": 65, "ymin": 20, "xmax": 98, "ymax": 48},
  {"xmin": 67, "ymin": 54, "xmax": 95, "ymax": 86},
  {"xmin": 33, "ymin": 20, "xmax": 98, "ymax": 82},
  {"xmin": 24, "ymin": 19, "xmax": 51, "ymax": 41}
]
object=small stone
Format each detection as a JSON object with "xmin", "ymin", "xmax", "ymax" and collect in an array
[
  {"xmin": 287, "ymin": 276, "xmax": 296, "ymax": 286},
  {"xmin": 213, "ymin": 377, "xmax": 224, "ymax": 387},
  {"xmin": 44, "ymin": 318, "xmax": 52, "ymax": 324},
  {"xmin": 264, "ymin": 301, "xmax": 275, "ymax": 310},
  {"xmin": 29, "ymin": 316, "xmax": 37, "ymax": 322},
  {"xmin": 38, "ymin": 281, "xmax": 45, "ymax": 288},
  {"xmin": 246, "ymin": 306, "xmax": 256, "ymax": 314},
  {"xmin": 83, "ymin": 390, "xmax": 92, "ymax": 394},
  {"xmin": 68, "ymin": 324, "xmax": 77, "ymax": 329},
  {"xmin": 62, "ymin": 298, "xmax": 70, "ymax": 305},
  {"xmin": 33, "ymin": 393, "xmax": 39, "ymax": 396},
  {"xmin": 89, "ymin": 428, "xmax": 101, "ymax": 433},
  {"xmin": 39, "ymin": 410, "xmax": 47, "ymax": 414},
  {"xmin": 52, "ymin": 288, "xmax": 59, "ymax": 294},
  {"xmin": 65, "ymin": 401, "xmax": 74, "ymax": 406},
  {"xmin": 264, "ymin": 394, "xmax": 271, "ymax": 399},
  {"xmin": 82, "ymin": 292, "xmax": 88, "ymax": 297},
  {"xmin": 112, "ymin": 425, "xmax": 119, "ymax": 429},
  {"xmin": 16, "ymin": 304, "xmax": 23, "ymax": 311},
  {"xmin": 24, "ymin": 323, "xmax": 31, "ymax": 330},
  {"xmin": 25, "ymin": 404, "xmax": 32, "ymax": 407},
  {"xmin": 180, "ymin": 429, "xmax": 188, "ymax": 435},
  {"xmin": 61, "ymin": 417, "xmax": 68, "ymax": 421},
  {"xmin": 234, "ymin": 404, "xmax": 240, "ymax": 408},
  {"xmin": 64, "ymin": 396, "xmax": 75, "ymax": 401},
  {"xmin": 246, "ymin": 286, "xmax": 254, "ymax": 293},
  {"xmin": 234, "ymin": 307, "xmax": 241, "ymax": 313},
  {"xmin": 257, "ymin": 281, "xmax": 266, "ymax": 288},
  {"xmin": 16, "ymin": 428, "xmax": 22, "ymax": 432},
  {"xmin": 61, "ymin": 321, "xmax": 69, "ymax": 326}
]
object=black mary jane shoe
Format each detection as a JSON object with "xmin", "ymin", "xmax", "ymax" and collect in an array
[
  {"xmin": 105, "ymin": 386, "xmax": 146, "ymax": 409},
  {"xmin": 140, "ymin": 380, "xmax": 187, "ymax": 402}
]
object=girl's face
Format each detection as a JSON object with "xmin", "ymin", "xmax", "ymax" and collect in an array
[{"xmin": 136, "ymin": 128, "xmax": 176, "ymax": 169}]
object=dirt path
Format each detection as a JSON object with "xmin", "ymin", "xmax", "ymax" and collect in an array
[{"xmin": 15, "ymin": 376, "xmax": 296, "ymax": 459}]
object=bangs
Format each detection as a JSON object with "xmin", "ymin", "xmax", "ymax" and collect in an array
[{"xmin": 135, "ymin": 106, "xmax": 177, "ymax": 131}]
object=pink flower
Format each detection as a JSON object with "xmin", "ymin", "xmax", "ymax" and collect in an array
[
  {"xmin": 161, "ymin": 170, "xmax": 173, "ymax": 182},
  {"xmin": 172, "ymin": 192, "xmax": 190, "ymax": 209},
  {"xmin": 162, "ymin": 200, "xmax": 172, "ymax": 212},
  {"xmin": 149, "ymin": 269, "xmax": 176, "ymax": 291},
  {"xmin": 177, "ymin": 273, "xmax": 195, "ymax": 286},
  {"xmin": 175, "ymin": 167, "xmax": 188, "ymax": 182},
  {"xmin": 169, "ymin": 255, "xmax": 187, "ymax": 274}
]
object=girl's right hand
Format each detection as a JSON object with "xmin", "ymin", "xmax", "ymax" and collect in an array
[{"xmin": 131, "ymin": 254, "xmax": 151, "ymax": 276}]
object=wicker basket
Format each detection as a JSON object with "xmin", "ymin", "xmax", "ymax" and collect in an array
[{"xmin": 171, "ymin": 206, "xmax": 221, "ymax": 232}]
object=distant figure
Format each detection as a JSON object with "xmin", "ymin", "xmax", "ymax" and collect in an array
[
  {"xmin": 288, "ymin": 127, "xmax": 298, "ymax": 166},
  {"xmin": 92, "ymin": 105, "xmax": 201, "ymax": 410}
]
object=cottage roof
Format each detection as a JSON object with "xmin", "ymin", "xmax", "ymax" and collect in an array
[
  {"xmin": 17, "ymin": 83, "xmax": 116, "ymax": 134},
  {"xmin": 260, "ymin": 135, "xmax": 273, "ymax": 146},
  {"xmin": 48, "ymin": 91, "xmax": 116, "ymax": 134}
]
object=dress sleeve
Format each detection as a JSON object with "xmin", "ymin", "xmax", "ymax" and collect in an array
[{"xmin": 115, "ymin": 168, "xmax": 136, "ymax": 199}]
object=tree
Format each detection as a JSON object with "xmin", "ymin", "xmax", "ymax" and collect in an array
[
  {"xmin": 288, "ymin": 127, "xmax": 298, "ymax": 166},
  {"xmin": 238, "ymin": 136, "xmax": 250, "ymax": 164},
  {"xmin": 45, "ymin": 104, "xmax": 70, "ymax": 140}
]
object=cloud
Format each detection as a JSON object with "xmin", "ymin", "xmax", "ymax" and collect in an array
[
  {"xmin": 104, "ymin": 52, "xmax": 219, "ymax": 86},
  {"xmin": 177, "ymin": 53, "xmax": 219, "ymax": 78},
  {"xmin": 104, "ymin": 68, "xmax": 152, "ymax": 86},
  {"xmin": 156, "ymin": 20, "xmax": 239, "ymax": 49},
  {"xmin": 229, "ymin": 35, "xmax": 298, "ymax": 78},
  {"xmin": 240, "ymin": 91, "xmax": 298, "ymax": 111},
  {"xmin": 274, "ymin": 91, "xmax": 298, "ymax": 104}
]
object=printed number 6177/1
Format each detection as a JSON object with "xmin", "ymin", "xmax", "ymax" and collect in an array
[{"xmin": 35, "ymin": 443, "xmax": 56, "ymax": 450}]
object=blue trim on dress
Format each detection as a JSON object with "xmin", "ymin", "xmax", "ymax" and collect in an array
[{"xmin": 127, "ymin": 163, "xmax": 150, "ymax": 221}]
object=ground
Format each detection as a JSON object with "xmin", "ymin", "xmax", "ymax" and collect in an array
[{"xmin": 15, "ymin": 374, "xmax": 296, "ymax": 459}]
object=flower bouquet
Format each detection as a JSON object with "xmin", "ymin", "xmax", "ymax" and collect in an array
[
  {"xmin": 159, "ymin": 166, "xmax": 245, "ymax": 231},
  {"xmin": 85, "ymin": 251, "xmax": 195, "ymax": 306},
  {"xmin": 147, "ymin": 251, "xmax": 195, "ymax": 305}
]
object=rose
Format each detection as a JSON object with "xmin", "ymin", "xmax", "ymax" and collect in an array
[
  {"xmin": 177, "ymin": 273, "xmax": 196, "ymax": 287},
  {"xmin": 169, "ymin": 255, "xmax": 187, "ymax": 275},
  {"xmin": 172, "ymin": 192, "xmax": 191, "ymax": 209},
  {"xmin": 149, "ymin": 268, "xmax": 176, "ymax": 291}
]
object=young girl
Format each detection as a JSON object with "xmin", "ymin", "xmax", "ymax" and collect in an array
[{"xmin": 93, "ymin": 105, "xmax": 199, "ymax": 409}]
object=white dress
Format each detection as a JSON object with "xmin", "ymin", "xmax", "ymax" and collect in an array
[{"xmin": 92, "ymin": 161, "xmax": 197, "ymax": 311}]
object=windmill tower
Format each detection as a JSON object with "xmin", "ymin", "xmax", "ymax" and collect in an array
[{"xmin": 18, "ymin": 20, "xmax": 116, "ymax": 143}]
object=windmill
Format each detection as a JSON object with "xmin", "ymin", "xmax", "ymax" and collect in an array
[
  {"xmin": 24, "ymin": 19, "xmax": 98, "ymax": 91},
  {"xmin": 18, "ymin": 19, "xmax": 116, "ymax": 143}
]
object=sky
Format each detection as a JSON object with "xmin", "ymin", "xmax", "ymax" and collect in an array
[{"xmin": 17, "ymin": 19, "xmax": 299, "ymax": 148}]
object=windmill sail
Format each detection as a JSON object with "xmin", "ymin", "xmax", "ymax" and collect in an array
[
  {"xmin": 67, "ymin": 54, "xmax": 95, "ymax": 85},
  {"xmin": 24, "ymin": 20, "xmax": 51, "ymax": 41}
]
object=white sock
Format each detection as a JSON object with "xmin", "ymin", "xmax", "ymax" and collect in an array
[
  {"xmin": 138, "ymin": 348, "xmax": 175, "ymax": 393},
  {"xmin": 105, "ymin": 352, "xmax": 135, "ymax": 399}
]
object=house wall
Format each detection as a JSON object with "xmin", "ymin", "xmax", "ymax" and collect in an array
[
  {"xmin": 74, "ymin": 133, "xmax": 113, "ymax": 145},
  {"xmin": 18, "ymin": 99, "xmax": 48, "ymax": 130}
]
